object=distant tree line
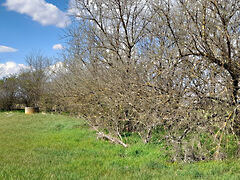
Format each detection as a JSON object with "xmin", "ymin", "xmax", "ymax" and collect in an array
[
  {"xmin": 1, "ymin": 0, "xmax": 240, "ymax": 162},
  {"xmin": 0, "ymin": 52, "xmax": 53, "ymax": 111}
]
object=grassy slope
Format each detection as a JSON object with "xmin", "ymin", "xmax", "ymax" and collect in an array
[{"xmin": 0, "ymin": 112, "xmax": 240, "ymax": 180}]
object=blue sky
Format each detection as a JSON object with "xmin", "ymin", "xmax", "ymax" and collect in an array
[{"xmin": 0, "ymin": 0, "xmax": 73, "ymax": 77}]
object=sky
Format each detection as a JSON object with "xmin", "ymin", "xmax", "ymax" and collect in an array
[{"xmin": 0, "ymin": 0, "xmax": 73, "ymax": 78}]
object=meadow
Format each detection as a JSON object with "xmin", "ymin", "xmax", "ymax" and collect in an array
[{"xmin": 0, "ymin": 111, "xmax": 240, "ymax": 180}]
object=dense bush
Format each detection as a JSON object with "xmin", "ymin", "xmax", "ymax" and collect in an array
[
  {"xmin": 0, "ymin": 76, "xmax": 18, "ymax": 110},
  {"xmin": 50, "ymin": 0, "xmax": 240, "ymax": 161}
]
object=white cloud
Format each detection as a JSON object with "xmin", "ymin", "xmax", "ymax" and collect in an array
[
  {"xmin": 48, "ymin": 61, "xmax": 64, "ymax": 73},
  {"xmin": 4, "ymin": 0, "xmax": 71, "ymax": 28},
  {"xmin": 0, "ymin": 45, "xmax": 18, "ymax": 53},
  {"xmin": 52, "ymin": 44, "xmax": 63, "ymax": 50},
  {"xmin": 0, "ymin": 61, "xmax": 28, "ymax": 78}
]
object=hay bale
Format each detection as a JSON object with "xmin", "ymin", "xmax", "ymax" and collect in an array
[{"xmin": 25, "ymin": 107, "xmax": 35, "ymax": 114}]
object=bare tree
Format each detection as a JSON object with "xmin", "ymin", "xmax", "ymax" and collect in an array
[
  {"xmin": 18, "ymin": 52, "xmax": 51, "ymax": 107},
  {"xmin": 154, "ymin": 0, "xmax": 240, "ymax": 104}
]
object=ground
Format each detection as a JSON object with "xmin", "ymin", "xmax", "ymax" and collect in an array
[{"xmin": 0, "ymin": 111, "xmax": 240, "ymax": 179}]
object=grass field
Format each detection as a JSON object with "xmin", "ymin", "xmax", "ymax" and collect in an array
[{"xmin": 0, "ymin": 111, "xmax": 240, "ymax": 179}]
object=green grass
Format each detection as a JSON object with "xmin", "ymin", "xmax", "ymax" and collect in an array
[{"xmin": 0, "ymin": 112, "xmax": 240, "ymax": 179}]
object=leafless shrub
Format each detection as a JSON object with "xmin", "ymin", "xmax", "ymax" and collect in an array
[{"xmin": 52, "ymin": 0, "xmax": 240, "ymax": 162}]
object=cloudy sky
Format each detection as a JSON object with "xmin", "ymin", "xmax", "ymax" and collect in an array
[{"xmin": 0, "ymin": 0, "xmax": 72, "ymax": 78}]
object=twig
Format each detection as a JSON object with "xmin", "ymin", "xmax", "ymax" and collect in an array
[{"xmin": 89, "ymin": 123, "xmax": 128, "ymax": 148}]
